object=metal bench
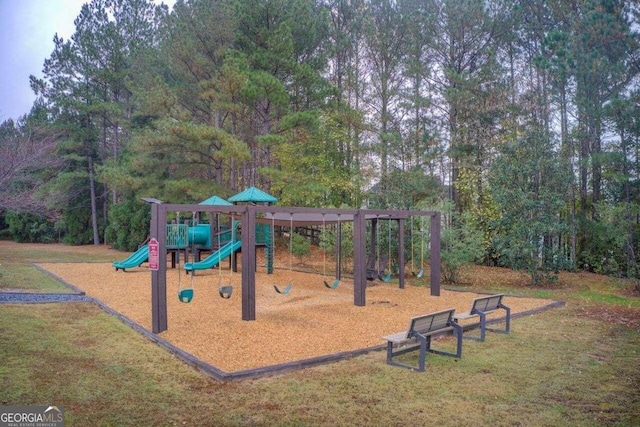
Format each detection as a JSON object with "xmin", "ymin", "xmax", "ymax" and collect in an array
[
  {"xmin": 382, "ymin": 308, "xmax": 463, "ymax": 372},
  {"xmin": 453, "ymin": 294, "xmax": 511, "ymax": 341}
]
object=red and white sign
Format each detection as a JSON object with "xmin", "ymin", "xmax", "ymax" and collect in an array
[{"xmin": 148, "ymin": 238, "xmax": 159, "ymax": 271}]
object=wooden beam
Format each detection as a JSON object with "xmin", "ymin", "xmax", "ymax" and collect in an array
[
  {"xmin": 151, "ymin": 203, "xmax": 168, "ymax": 333},
  {"xmin": 336, "ymin": 221, "xmax": 342, "ymax": 280},
  {"xmin": 430, "ymin": 212, "xmax": 441, "ymax": 296},
  {"xmin": 398, "ymin": 218, "xmax": 405, "ymax": 289},
  {"xmin": 353, "ymin": 211, "xmax": 366, "ymax": 306},
  {"xmin": 242, "ymin": 206, "xmax": 256, "ymax": 320}
]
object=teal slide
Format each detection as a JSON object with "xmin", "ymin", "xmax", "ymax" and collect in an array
[
  {"xmin": 113, "ymin": 245, "xmax": 149, "ymax": 271},
  {"xmin": 184, "ymin": 240, "xmax": 242, "ymax": 272}
]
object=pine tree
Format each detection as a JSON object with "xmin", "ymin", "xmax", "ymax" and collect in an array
[
  {"xmin": 31, "ymin": 0, "xmax": 159, "ymax": 244},
  {"xmin": 489, "ymin": 127, "xmax": 569, "ymax": 284}
]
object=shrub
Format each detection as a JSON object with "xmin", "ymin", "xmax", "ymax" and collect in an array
[
  {"xmin": 105, "ymin": 199, "xmax": 151, "ymax": 251},
  {"xmin": 5, "ymin": 211, "xmax": 56, "ymax": 243},
  {"xmin": 441, "ymin": 212, "xmax": 485, "ymax": 284},
  {"xmin": 290, "ymin": 232, "xmax": 310, "ymax": 261}
]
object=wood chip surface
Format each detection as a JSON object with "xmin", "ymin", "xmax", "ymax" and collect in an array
[{"xmin": 39, "ymin": 261, "xmax": 556, "ymax": 372}]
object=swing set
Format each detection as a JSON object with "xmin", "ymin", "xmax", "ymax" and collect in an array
[
  {"xmin": 321, "ymin": 214, "xmax": 341, "ymax": 289},
  {"xmin": 271, "ymin": 213, "xmax": 342, "ymax": 293},
  {"xmin": 177, "ymin": 213, "xmax": 235, "ymax": 303},
  {"xmin": 175, "ymin": 210, "xmax": 427, "ymax": 303},
  {"xmin": 273, "ymin": 214, "xmax": 293, "ymax": 295},
  {"xmin": 411, "ymin": 216, "xmax": 425, "ymax": 278},
  {"xmin": 177, "ymin": 214, "xmax": 195, "ymax": 303},
  {"xmin": 378, "ymin": 220, "xmax": 393, "ymax": 282},
  {"xmin": 369, "ymin": 218, "xmax": 393, "ymax": 283},
  {"xmin": 217, "ymin": 215, "xmax": 235, "ymax": 299}
]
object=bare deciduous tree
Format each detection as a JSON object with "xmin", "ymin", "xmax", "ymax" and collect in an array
[{"xmin": 0, "ymin": 119, "xmax": 64, "ymax": 218}]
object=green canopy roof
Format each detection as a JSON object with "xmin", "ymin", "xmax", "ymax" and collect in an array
[
  {"xmin": 199, "ymin": 195, "xmax": 233, "ymax": 206},
  {"xmin": 228, "ymin": 187, "xmax": 278, "ymax": 204}
]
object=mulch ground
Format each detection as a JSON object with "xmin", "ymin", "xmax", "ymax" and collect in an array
[{"xmin": 37, "ymin": 252, "xmax": 559, "ymax": 373}]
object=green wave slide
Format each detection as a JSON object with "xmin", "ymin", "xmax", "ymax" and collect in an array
[
  {"xmin": 113, "ymin": 245, "xmax": 148, "ymax": 271},
  {"xmin": 184, "ymin": 240, "xmax": 242, "ymax": 272}
]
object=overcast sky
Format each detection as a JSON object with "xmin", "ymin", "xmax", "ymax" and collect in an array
[{"xmin": 0, "ymin": 0, "xmax": 173, "ymax": 124}]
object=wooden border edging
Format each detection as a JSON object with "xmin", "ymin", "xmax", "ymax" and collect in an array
[
  {"xmin": 87, "ymin": 296, "xmax": 568, "ymax": 382},
  {"xmin": 32, "ymin": 264, "xmax": 87, "ymax": 295},
  {"xmin": 27, "ymin": 264, "xmax": 568, "ymax": 382},
  {"xmin": 86, "ymin": 292, "xmax": 384, "ymax": 381}
]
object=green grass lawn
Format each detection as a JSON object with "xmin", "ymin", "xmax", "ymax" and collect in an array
[
  {"xmin": 0, "ymin": 242, "xmax": 118, "ymax": 293},
  {"xmin": 1, "ymin": 242, "xmax": 639, "ymax": 426}
]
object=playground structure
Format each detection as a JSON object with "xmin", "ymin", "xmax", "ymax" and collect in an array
[
  {"xmin": 113, "ymin": 217, "xmax": 270, "ymax": 272},
  {"xmin": 113, "ymin": 223, "xmax": 212, "ymax": 271},
  {"xmin": 147, "ymin": 201, "xmax": 441, "ymax": 334},
  {"xmin": 113, "ymin": 244, "xmax": 150, "ymax": 271}
]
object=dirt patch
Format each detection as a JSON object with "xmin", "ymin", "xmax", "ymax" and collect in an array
[
  {"xmin": 576, "ymin": 305, "xmax": 640, "ymax": 329},
  {"xmin": 38, "ymin": 260, "xmax": 557, "ymax": 372}
]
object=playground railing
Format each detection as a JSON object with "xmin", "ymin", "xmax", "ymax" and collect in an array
[{"xmin": 166, "ymin": 224, "xmax": 189, "ymax": 248}]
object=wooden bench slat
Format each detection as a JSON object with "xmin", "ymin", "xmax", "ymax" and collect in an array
[
  {"xmin": 453, "ymin": 294, "xmax": 510, "ymax": 341},
  {"xmin": 382, "ymin": 331, "xmax": 409, "ymax": 343},
  {"xmin": 408, "ymin": 309, "xmax": 453, "ymax": 338}
]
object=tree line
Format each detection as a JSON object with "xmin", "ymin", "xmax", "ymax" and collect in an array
[{"xmin": 1, "ymin": 0, "xmax": 640, "ymax": 286}]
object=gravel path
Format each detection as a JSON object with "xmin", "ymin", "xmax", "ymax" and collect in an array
[{"xmin": 0, "ymin": 292, "xmax": 92, "ymax": 303}]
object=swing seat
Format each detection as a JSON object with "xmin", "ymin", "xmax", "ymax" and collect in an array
[
  {"xmin": 415, "ymin": 269, "xmax": 424, "ymax": 278},
  {"xmin": 366, "ymin": 269, "xmax": 379, "ymax": 281},
  {"xmin": 219, "ymin": 285, "xmax": 233, "ymax": 299},
  {"xmin": 378, "ymin": 273, "xmax": 392, "ymax": 282},
  {"xmin": 274, "ymin": 284, "xmax": 292, "ymax": 294},
  {"xmin": 178, "ymin": 288, "xmax": 194, "ymax": 303},
  {"xmin": 324, "ymin": 278, "xmax": 340, "ymax": 289}
]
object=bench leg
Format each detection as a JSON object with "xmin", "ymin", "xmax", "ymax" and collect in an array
[
  {"xmin": 386, "ymin": 330, "xmax": 461, "ymax": 372},
  {"xmin": 484, "ymin": 306, "xmax": 511, "ymax": 335},
  {"xmin": 386, "ymin": 341, "xmax": 425, "ymax": 371},
  {"xmin": 502, "ymin": 306, "xmax": 511, "ymax": 333},
  {"xmin": 417, "ymin": 335, "xmax": 428, "ymax": 372},
  {"xmin": 478, "ymin": 312, "xmax": 487, "ymax": 341},
  {"xmin": 386, "ymin": 341, "xmax": 393, "ymax": 365},
  {"xmin": 451, "ymin": 322, "xmax": 463, "ymax": 358}
]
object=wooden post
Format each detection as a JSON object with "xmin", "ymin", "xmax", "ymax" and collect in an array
[
  {"xmin": 353, "ymin": 210, "xmax": 366, "ymax": 306},
  {"xmin": 429, "ymin": 212, "xmax": 441, "ymax": 296},
  {"xmin": 151, "ymin": 203, "xmax": 168, "ymax": 333},
  {"xmin": 398, "ymin": 218, "xmax": 405, "ymax": 289},
  {"xmin": 336, "ymin": 220, "xmax": 342, "ymax": 280},
  {"xmin": 368, "ymin": 217, "xmax": 378, "ymax": 274},
  {"xmin": 242, "ymin": 206, "xmax": 256, "ymax": 320}
]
